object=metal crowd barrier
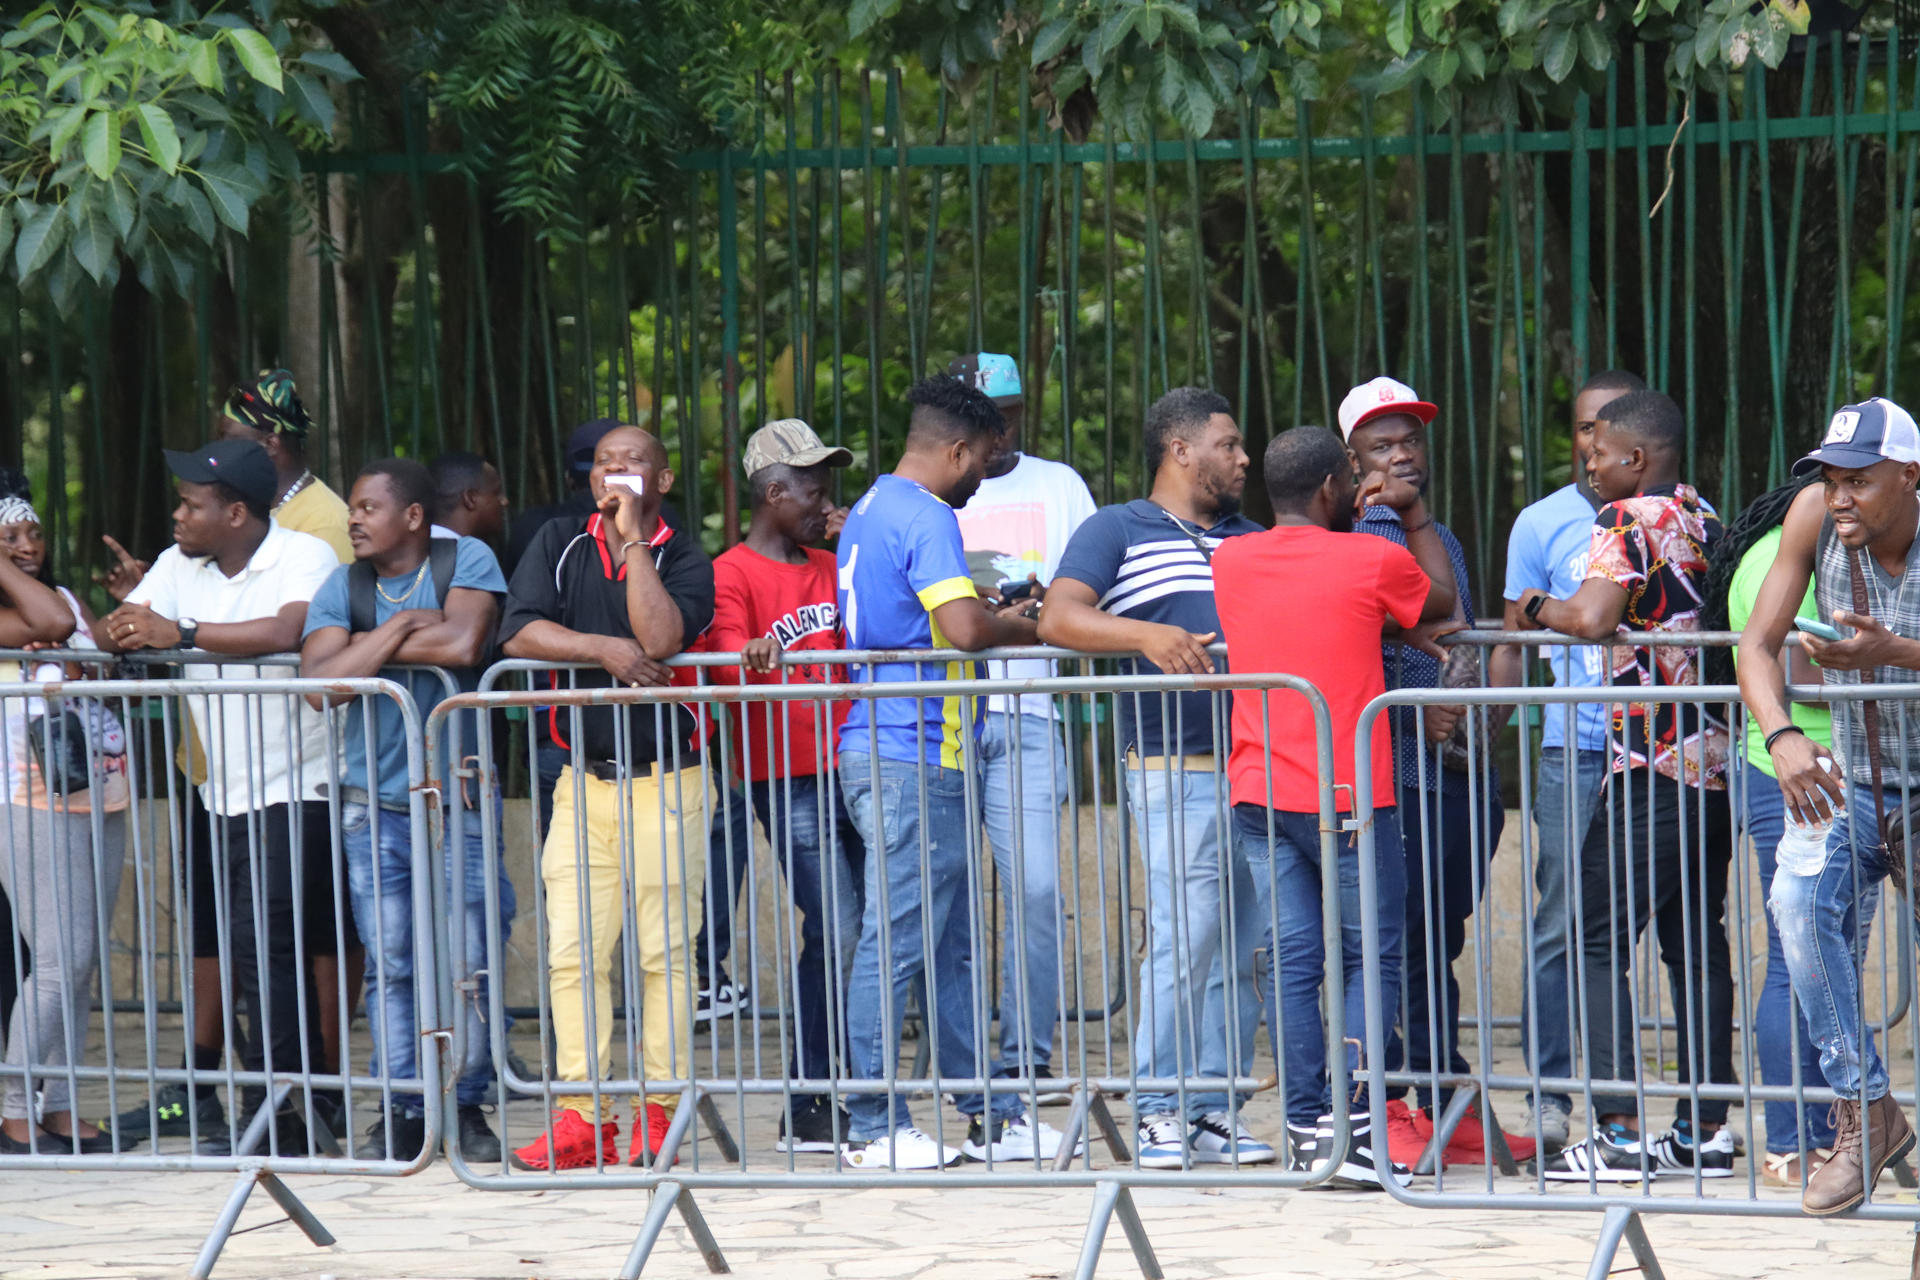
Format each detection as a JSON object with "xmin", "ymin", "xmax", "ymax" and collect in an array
[
  {"xmin": 428, "ymin": 663, "xmax": 1363, "ymax": 1280},
  {"xmin": 0, "ymin": 664, "xmax": 441, "ymax": 1280},
  {"xmin": 1352, "ymin": 674, "xmax": 1920, "ymax": 1280}
]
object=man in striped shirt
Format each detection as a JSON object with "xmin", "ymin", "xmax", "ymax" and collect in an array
[{"xmin": 1039, "ymin": 387, "xmax": 1269, "ymax": 1170}]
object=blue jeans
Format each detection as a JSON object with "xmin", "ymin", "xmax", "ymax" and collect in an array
[
  {"xmin": 1390, "ymin": 781, "xmax": 1505, "ymax": 1111},
  {"xmin": 1522, "ymin": 747, "xmax": 1607, "ymax": 1114},
  {"xmin": 695, "ymin": 784, "xmax": 757, "ymax": 978},
  {"xmin": 1125, "ymin": 763, "xmax": 1261, "ymax": 1122},
  {"xmin": 746, "ymin": 774, "xmax": 866, "ymax": 1085},
  {"xmin": 1738, "ymin": 760, "xmax": 1838, "ymax": 1152},
  {"xmin": 839, "ymin": 755, "xmax": 1019, "ymax": 1139},
  {"xmin": 345, "ymin": 799, "xmax": 516, "ymax": 1114},
  {"xmin": 1769, "ymin": 783, "xmax": 1889, "ymax": 1104},
  {"xmin": 1239, "ymin": 804, "xmax": 1406, "ymax": 1127},
  {"xmin": 978, "ymin": 711, "xmax": 1067, "ymax": 1071}
]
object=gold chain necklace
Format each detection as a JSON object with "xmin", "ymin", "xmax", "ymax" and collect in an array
[{"xmin": 376, "ymin": 559, "xmax": 430, "ymax": 605}]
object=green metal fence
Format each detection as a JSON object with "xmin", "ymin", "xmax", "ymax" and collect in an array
[{"xmin": 4, "ymin": 27, "xmax": 1918, "ymax": 609}]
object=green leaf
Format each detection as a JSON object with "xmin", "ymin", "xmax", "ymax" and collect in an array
[
  {"xmin": 198, "ymin": 166, "xmax": 251, "ymax": 233},
  {"xmin": 135, "ymin": 104, "xmax": 181, "ymax": 173},
  {"xmin": 1366, "ymin": 49, "xmax": 1428, "ymax": 93},
  {"xmin": 174, "ymin": 179, "xmax": 215, "ymax": 242},
  {"xmin": 1181, "ymin": 83, "xmax": 1215, "ymax": 138},
  {"xmin": 1386, "ymin": 0, "xmax": 1414, "ymax": 57},
  {"xmin": 1291, "ymin": 58, "xmax": 1324, "ymax": 100},
  {"xmin": 1, "ymin": 12, "xmax": 59, "ymax": 49},
  {"xmin": 1031, "ymin": 16, "xmax": 1075, "ymax": 64},
  {"xmin": 1693, "ymin": 14, "xmax": 1724, "ymax": 67},
  {"xmin": 82, "ymin": 110, "xmax": 121, "ymax": 181},
  {"xmin": 186, "ymin": 35, "xmax": 223, "ymax": 91},
  {"xmin": 48, "ymin": 105, "xmax": 85, "ymax": 164},
  {"xmin": 13, "ymin": 203, "xmax": 66, "ymax": 281},
  {"xmin": 1498, "ymin": 0, "xmax": 1541, "ymax": 39},
  {"xmin": 225, "ymin": 28, "xmax": 282, "ymax": 92},
  {"xmin": 71, "ymin": 207, "xmax": 115, "ymax": 284},
  {"xmin": 0, "ymin": 205, "xmax": 13, "ymax": 265},
  {"xmin": 1138, "ymin": 5, "xmax": 1163, "ymax": 44},
  {"xmin": 1425, "ymin": 46, "xmax": 1461, "ymax": 87},
  {"xmin": 107, "ymin": 177, "xmax": 135, "ymax": 238},
  {"xmin": 1417, "ymin": 0, "xmax": 1451, "ymax": 40},
  {"xmin": 284, "ymin": 71, "xmax": 335, "ymax": 133},
  {"xmin": 1541, "ymin": 22, "xmax": 1578, "ymax": 82},
  {"xmin": 1097, "ymin": 5, "xmax": 1139, "ymax": 58},
  {"xmin": 1578, "ymin": 20, "xmax": 1611, "ymax": 71},
  {"xmin": 297, "ymin": 50, "xmax": 362, "ymax": 81}
]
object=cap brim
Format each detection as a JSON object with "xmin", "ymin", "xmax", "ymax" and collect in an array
[
  {"xmin": 162, "ymin": 448, "xmax": 218, "ymax": 486},
  {"xmin": 1792, "ymin": 446, "xmax": 1888, "ymax": 476},
  {"xmin": 784, "ymin": 446, "xmax": 854, "ymax": 469},
  {"xmin": 1350, "ymin": 400, "xmax": 1439, "ymax": 432}
]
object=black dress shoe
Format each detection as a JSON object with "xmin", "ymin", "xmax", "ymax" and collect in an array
[
  {"xmin": 1, "ymin": 1126, "xmax": 115, "ymax": 1155},
  {"xmin": 357, "ymin": 1108, "xmax": 428, "ymax": 1161},
  {"xmin": 458, "ymin": 1104, "xmax": 502, "ymax": 1163}
]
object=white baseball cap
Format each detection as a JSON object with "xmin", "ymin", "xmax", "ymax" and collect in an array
[
  {"xmin": 1791, "ymin": 397, "xmax": 1920, "ymax": 475},
  {"xmin": 1337, "ymin": 376, "xmax": 1439, "ymax": 440}
]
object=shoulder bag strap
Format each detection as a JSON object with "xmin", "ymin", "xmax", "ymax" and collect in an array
[{"xmin": 1847, "ymin": 548, "xmax": 1891, "ymax": 849}]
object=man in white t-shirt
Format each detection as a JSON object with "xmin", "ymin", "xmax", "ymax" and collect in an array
[
  {"xmin": 949, "ymin": 352, "xmax": 1097, "ymax": 1104},
  {"xmin": 104, "ymin": 439, "xmax": 347, "ymax": 1151}
]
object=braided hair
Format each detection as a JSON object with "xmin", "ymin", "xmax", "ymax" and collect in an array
[{"xmin": 1700, "ymin": 473, "xmax": 1818, "ymax": 684}]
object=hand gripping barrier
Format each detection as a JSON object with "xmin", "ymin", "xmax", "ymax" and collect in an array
[
  {"xmin": 1351, "ymin": 675, "xmax": 1920, "ymax": 1280},
  {"xmin": 425, "ymin": 660, "xmax": 1355, "ymax": 1280},
  {"xmin": 0, "ymin": 667, "xmax": 439, "ymax": 1280}
]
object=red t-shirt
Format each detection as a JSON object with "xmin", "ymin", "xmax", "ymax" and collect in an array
[
  {"xmin": 702, "ymin": 544, "xmax": 849, "ymax": 782},
  {"xmin": 1212, "ymin": 525, "xmax": 1430, "ymax": 813}
]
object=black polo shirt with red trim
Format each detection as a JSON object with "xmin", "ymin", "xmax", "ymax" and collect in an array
[{"xmin": 500, "ymin": 512, "xmax": 714, "ymax": 768}]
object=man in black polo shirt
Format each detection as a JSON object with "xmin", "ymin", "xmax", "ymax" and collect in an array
[{"xmin": 498, "ymin": 425, "xmax": 715, "ymax": 1171}]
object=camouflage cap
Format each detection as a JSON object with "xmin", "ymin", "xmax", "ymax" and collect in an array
[
  {"xmin": 743, "ymin": 419, "xmax": 853, "ymax": 477},
  {"xmin": 224, "ymin": 368, "xmax": 311, "ymax": 437}
]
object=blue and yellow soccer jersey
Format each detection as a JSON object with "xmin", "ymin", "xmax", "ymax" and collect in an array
[{"xmin": 836, "ymin": 473, "xmax": 982, "ymax": 768}]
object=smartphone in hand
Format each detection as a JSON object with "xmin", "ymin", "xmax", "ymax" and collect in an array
[
  {"xmin": 605, "ymin": 474, "xmax": 646, "ymax": 496},
  {"xmin": 1793, "ymin": 615, "xmax": 1845, "ymax": 643}
]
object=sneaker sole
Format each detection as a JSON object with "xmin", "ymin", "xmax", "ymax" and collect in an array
[
  {"xmin": 1188, "ymin": 1147, "xmax": 1278, "ymax": 1165},
  {"xmin": 775, "ymin": 1137, "xmax": 849, "ymax": 1155},
  {"xmin": 1654, "ymin": 1165, "xmax": 1734, "ymax": 1178},
  {"xmin": 842, "ymin": 1153, "xmax": 958, "ymax": 1170},
  {"xmin": 1136, "ymin": 1149, "xmax": 1190, "ymax": 1170},
  {"xmin": 1540, "ymin": 1165, "xmax": 1647, "ymax": 1183}
]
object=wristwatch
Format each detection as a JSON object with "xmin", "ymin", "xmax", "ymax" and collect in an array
[
  {"xmin": 178, "ymin": 618, "xmax": 199, "ymax": 649},
  {"xmin": 1523, "ymin": 594, "xmax": 1547, "ymax": 625}
]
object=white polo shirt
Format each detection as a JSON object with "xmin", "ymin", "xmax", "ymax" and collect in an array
[{"xmin": 126, "ymin": 521, "xmax": 341, "ymax": 817}]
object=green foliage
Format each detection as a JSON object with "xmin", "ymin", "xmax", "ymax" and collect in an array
[{"xmin": 0, "ymin": 1, "xmax": 358, "ymax": 311}]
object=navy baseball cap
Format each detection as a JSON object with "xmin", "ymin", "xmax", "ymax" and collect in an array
[
  {"xmin": 568, "ymin": 418, "xmax": 621, "ymax": 475},
  {"xmin": 164, "ymin": 439, "xmax": 278, "ymax": 509},
  {"xmin": 1792, "ymin": 398, "xmax": 1920, "ymax": 475}
]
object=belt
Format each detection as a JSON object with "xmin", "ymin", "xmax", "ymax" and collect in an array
[
  {"xmin": 578, "ymin": 758, "xmax": 687, "ymax": 783},
  {"xmin": 1125, "ymin": 752, "xmax": 1217, "ymax": 773}
]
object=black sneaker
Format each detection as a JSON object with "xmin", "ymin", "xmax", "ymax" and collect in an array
[
  {"xmin": 1649, "ymin": 1122, "xmax": 1735, "ymax": 1178},
  {"xmin": 358, "ymin": 1108, "xmax": 428, "ymax": 1161},
  {"xmin": 115, "ymin": 1083, "xmax": 224, "ymax": 1142},
  {"xmin": 695, "ymin": 971, "xmax": 746, "ymax": 1025},
  {"xmin": 1310, "ymin": 1111, "xmax": 1411, "ymax": 1190},
  {"xmin": 1539, "ymin": 1123, "xmax": 1651, "ymax": 1183},
  {"xmin": 995, "ymin": 1064, "xmax": 1072, "ymax": 1107},
  {"xmin": 458, "ymin": 1104, "xmax": 501, "ymax": 1163},
  {"xmin": 775, "ymin": 1099, "xmax": 852, "ymax": 1154},
  {"xmin": 1285, "ymin": 1123, "xmax": 1318, "ymax": 1173}
]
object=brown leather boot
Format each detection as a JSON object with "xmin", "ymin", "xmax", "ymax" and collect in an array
[{"xmin": 1803, "ymin": 1095, "xmax": 1917, "ymax": 1216}]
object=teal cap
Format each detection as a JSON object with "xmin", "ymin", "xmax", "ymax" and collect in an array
[{"xmin": 949, "ymin": 352, "xmax": 1021, "ymax": 403}]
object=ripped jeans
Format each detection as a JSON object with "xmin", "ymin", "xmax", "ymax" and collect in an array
[{"xmin": 1768, "ymin": 789, "xmax": 1889, "ymax": 1103}]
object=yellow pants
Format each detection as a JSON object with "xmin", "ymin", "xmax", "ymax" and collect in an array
[{"xmin": 543, "ymin": 763, "xmax": 708, "ymax": 1116}]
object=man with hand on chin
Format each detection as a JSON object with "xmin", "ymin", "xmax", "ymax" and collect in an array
[
  {"xmin": 497, "ymin": 425, "xmax": 716, "ymax": 1172},
  {"xmin": 1737, "ymin": 397, "xmax": 1920, "ymax": 1216},
  {"xmin": 1518, "ymin": 390, "xmax": 1735, "ymax": 1184}
]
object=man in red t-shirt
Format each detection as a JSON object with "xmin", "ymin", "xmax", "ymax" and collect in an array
[
  {"xmin": 700, "ymin": 420, "xmax": 867, "ymax": 1155},
  {"xmin": 1210, "ymin": 424, "xmax": 1453, "ymax": 1189}
]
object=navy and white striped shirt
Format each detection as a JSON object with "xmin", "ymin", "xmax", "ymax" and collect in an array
[
  {"xmin": 1356, "ymin": 503, "xmax": 1478, "ymax": 794},
  {"xmin": 1054, "ymin": 499, "xmax": 1263, "ymax": 756}
]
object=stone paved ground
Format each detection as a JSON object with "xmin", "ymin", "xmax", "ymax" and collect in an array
[{"xmin": 4, "ymin": 1163, "xmax": 1917, "ymax": 1279}]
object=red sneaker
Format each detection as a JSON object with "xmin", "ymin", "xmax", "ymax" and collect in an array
[
  {"xmin": 1440, "ymin": 1110, "xmax": 1538, "ymax": 1165},
  {"xmin": 509, "ymin": 1111, "xmax": 619, "ymax": 1171},
  {"xmin": 629, "ymin": 1102, "xmax": 678, "ymax": 1168},
  {"xmin": 1385, "ymin": 1098, "xmax": 1435, "ymax": 1169}
]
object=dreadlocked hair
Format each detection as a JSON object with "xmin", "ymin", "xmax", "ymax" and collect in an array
[{"xmin": 1700, "ymin": 473, "xmax": 1818, "ymax": 684}]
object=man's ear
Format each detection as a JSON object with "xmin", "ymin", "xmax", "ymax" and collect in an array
[
  {"xmin": 225, "ymin": 501, "xmax": 249, "ymax": 529},
  {"xmin": 655, "ymin": 466, "xmax": 676, "ymax": 496},
  {"xmin": 407, "ymin": 503, "xmax": 425, "ymax": 532}
]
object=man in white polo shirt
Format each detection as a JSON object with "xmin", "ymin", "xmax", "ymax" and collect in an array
[{"xmin": 104, "ymin": 439, "xmax": 346, "ymax": 1150}]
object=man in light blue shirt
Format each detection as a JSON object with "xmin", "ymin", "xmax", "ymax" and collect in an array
[{"xmin": 1492, "ymin": 368, "xmax": 1644, "ymax": 1149}]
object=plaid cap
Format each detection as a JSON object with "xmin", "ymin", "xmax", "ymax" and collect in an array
[
  {"xmin": 948, "ymin": 353, "xmax": 1022, "ymax": 403},
  {"xmin": 1793, "ymin": 398, "xmax": 1920, "ymax": 475},
  {"xmin": 743, "ymin": 419, "xmax": 853, "ymax": 477},
  {"xmin": 224, "ymin": 368, "xmax": 311, "ymax": 437}
]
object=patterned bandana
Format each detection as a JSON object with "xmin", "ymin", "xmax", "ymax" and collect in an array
[
  {"xmin": 224, "ymin": 368, "xmax": 311, "ymax": 436},
  {"xmin": 0, "ymin": 497, "xmax": 38, "ymax": 528}
]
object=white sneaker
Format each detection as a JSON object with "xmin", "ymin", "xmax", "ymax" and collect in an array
[
  {"xmin": 963, "ymin": 1113, "xmax": 1077, "ymax": 1162},
  {"xmin": 842, "ymin": 1127, "xmax": 960, "ymax": 1170},
  {"xmin": 1136, "ymin": 1114, "xmax": 1189, "ymax": 1170},
  {"xmin": 1190, "ymin": 1111, "xmax": 1277, "ymax": 1165}
]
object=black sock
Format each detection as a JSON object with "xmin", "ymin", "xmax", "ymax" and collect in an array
[{"xmin": 190, "ymin": 1043, "xmax": 222, "ymax": 1100}]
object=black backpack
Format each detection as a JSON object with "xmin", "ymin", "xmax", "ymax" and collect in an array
[{"xmin": 348, "ymin": 537, "xmax": 459, "ymax": 634}]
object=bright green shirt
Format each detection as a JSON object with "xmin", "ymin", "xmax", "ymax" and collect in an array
[{"xmin": 1729, "ymin": 526, "xmax": 1833, "ymax": 775}]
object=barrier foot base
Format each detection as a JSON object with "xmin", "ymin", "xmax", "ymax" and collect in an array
[
  {"xmin": 618, "ymin": 1181, "xmax": 730, "ymax": 1279},
  {"xmin": 696, "ymin": 1093, "xmax": 741, "ymax": 1165},
  {"xmin": 1053, "ymin": 1090, "xmax": 1091, "ymax": 1172},
  {"xmin": 1073, "ymin": 1180, "xmax": 1162, "ymax": 1280},
  {"xmin": 1585, "ymin": 1205, "xmax": 1664, "ymax": 1280},
  {"xmin": 189, "ymin": 1167, "xmax": 334, "ymax": 1280},
  {"xmin": 1089, "ymin": 1093, "xmax": 1131, "ymax": 1163}
]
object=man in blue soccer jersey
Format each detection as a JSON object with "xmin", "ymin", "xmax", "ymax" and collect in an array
[{"xmin": 836, "ymin": 374, "xmax": 1070, "ymax": 1170}]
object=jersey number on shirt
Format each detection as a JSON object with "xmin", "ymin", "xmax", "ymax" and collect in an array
[{"xmin": 838, "ymin": 543, "xmax": 860, "ymax": 648}]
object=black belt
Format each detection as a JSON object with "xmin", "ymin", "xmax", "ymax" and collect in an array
[{"xmin": 580, "ymin": 758, "xmax": 672, "ymax": 783}]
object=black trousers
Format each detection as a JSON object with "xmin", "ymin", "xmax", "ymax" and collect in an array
[
  {"xmin": 218, "ymin": 801, "xmax": 346, "ymax": 1120},
  {"xmin": 1577, "ymin": 768, "xmax": 1735, "ymax": 1127}
]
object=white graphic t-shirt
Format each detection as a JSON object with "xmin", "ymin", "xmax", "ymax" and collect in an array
[{"xmin": 955, "ymin": 452, "xmax": 1097, "ymax": 717}]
